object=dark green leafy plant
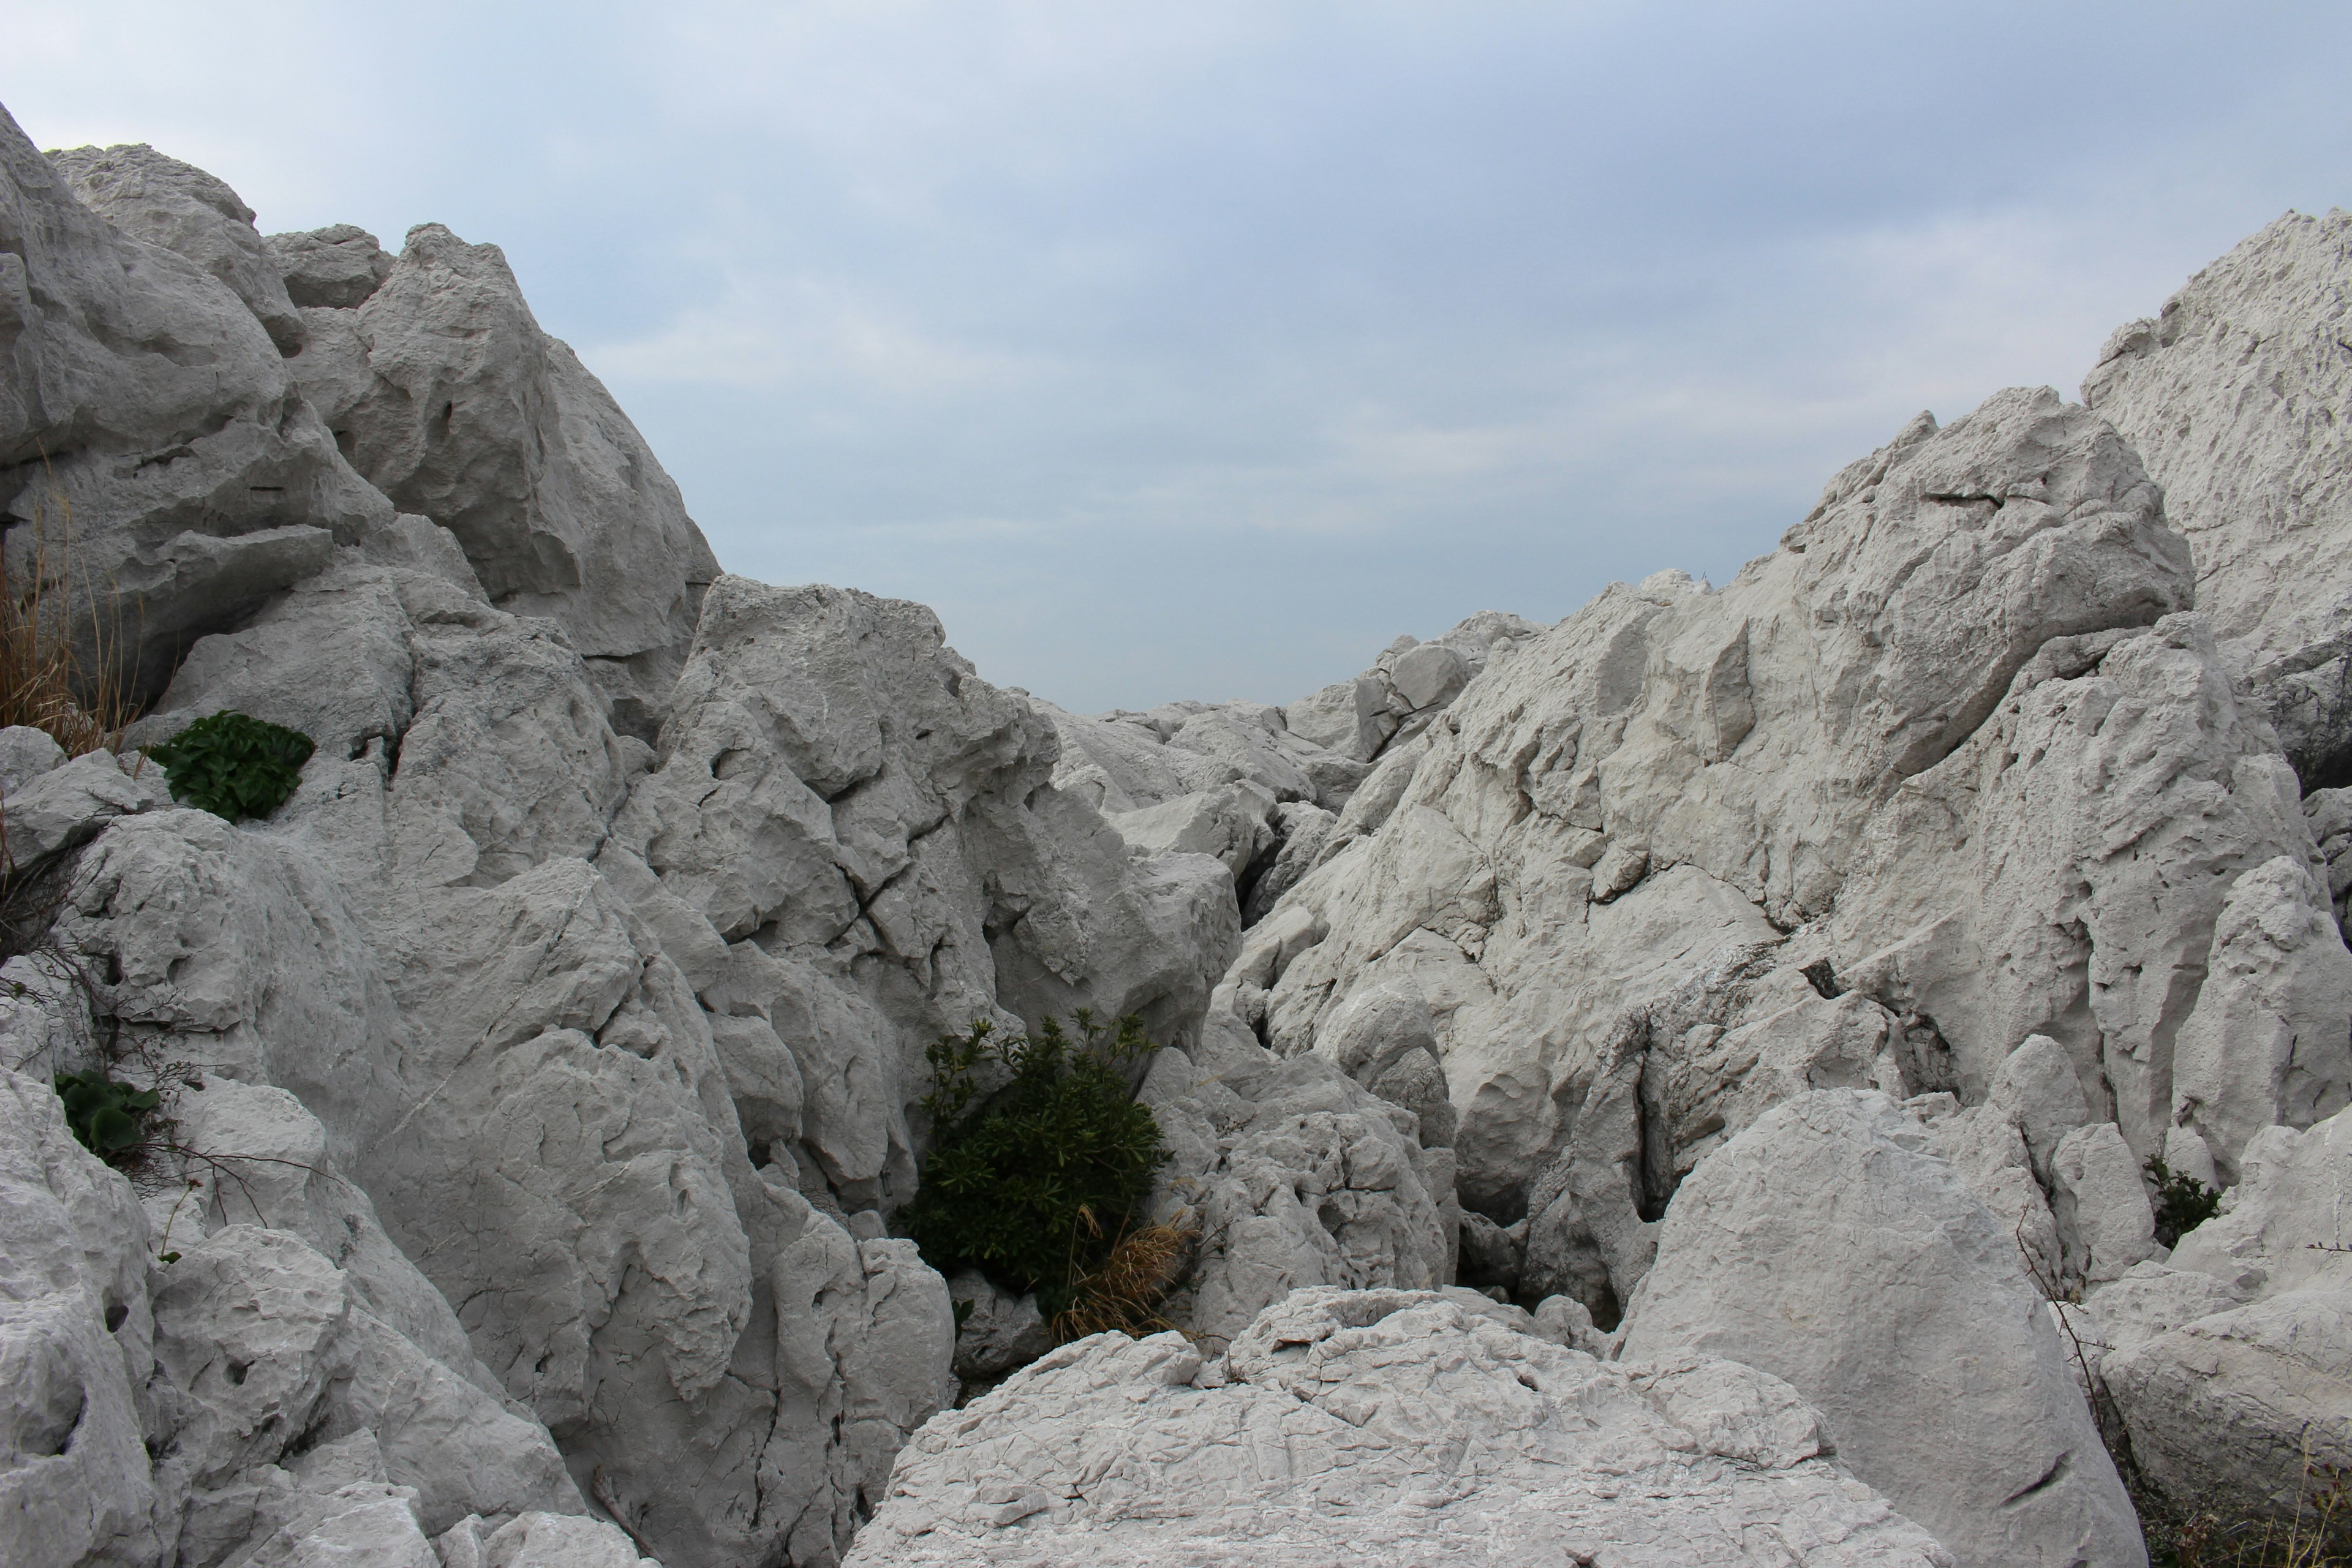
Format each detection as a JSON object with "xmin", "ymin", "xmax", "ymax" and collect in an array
[
  {"xmin": 54, "ymin": 1069, "xmax": 160, "ymax": 1164},
  {"xmin": 2147, "ymin": 1155, "xmax": 2223, "ymax": 1249},
  {"xmin": 899, "ymin": 1012, "xmax": 1169, "ymax": 1317},
  {"xmin": 145, "ymin": 711, "xmax": 315, "ymax": 821}
]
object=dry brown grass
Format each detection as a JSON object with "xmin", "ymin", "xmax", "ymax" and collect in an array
[
  {"xmin": 1050, "ymin": 1212, "xmax": 1199, "ymax": 1343},
  {"xmin": 0, "ymin": 486, "xmax": 138, "ymax": 760}
]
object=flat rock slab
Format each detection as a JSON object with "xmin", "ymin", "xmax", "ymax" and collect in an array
[{"xmin": 848, "ymin": 1287, "xmax": 1954, "ymax": 1567}]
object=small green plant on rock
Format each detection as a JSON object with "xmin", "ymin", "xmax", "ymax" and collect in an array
[
  {"xmin": 899, "ymin": 1012, "xmax": 1175, "ymax": 1323},
  {"xmin": 2147, "ymin": 1155, "xmax": 2223, "ymax": 1249},
  {"xmin": 53, "ymin": 1069, "xmax": 160, "ymax": 1166},
  {"xmin": 145, "ymin": 711, "xmax": 315, "ymax": 821}
]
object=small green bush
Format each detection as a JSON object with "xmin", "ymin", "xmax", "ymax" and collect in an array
[
  {"xmin": 899, "ymin": 1012, "xmax": 1168, "ymax": 1317},
  {"xmin": 53, "ymin": 1069, "xmax": 160, "ymax": 1164},
  {"xmin": 2146, "ymin": 1155, "xmax": 2223, "ymax": 1249},
  {"xmin": 145, "ymin": 711, "xmax": 315, "ymax": 821}
]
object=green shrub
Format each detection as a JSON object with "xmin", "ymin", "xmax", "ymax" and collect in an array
[
  {"xmin": 53, "ymin": 1069, "xmax": 160, "ymax": 1164},
  {"xmin": 145, "ymin": 711, "xmax": 315, "ymax": 821},
  {"xmin": 2147, "ymin": 1155, "xmax": 2223, "ymax": 1249},
  {"xmin": 899, "ymin": 1012, "xmax": 1169, "ymax": 1317}
]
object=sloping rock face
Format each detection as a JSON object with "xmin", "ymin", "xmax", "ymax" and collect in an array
[
  {"xmin": 1, "ymin": 110, "xmax": 391, "ymax": 701},
  {"xmin": 279, "ymin": 220, "xmax": 720, "ymax": 735},
  {"xmin": 1038, "ymin": 609, "xmax": 1541, "ymax": 922},
  {"xmin": 0, "ymin": 105, "xmax": 1251, "ymax": 1568},
  {"xmin": 2083, "ymin": 209, "xmax": 2352, "ymax": 787},
  {"xmin": 11, "ymin": 86, "xmax": 2352, "ymax": 1568},
  {"xmin": 1227, "ymin": 388, "xmax": 2252, "ymax": 1235},
  {"xmin": 2086, "ymin": 1104, "xmax": 2352, "ymax": 1522},
  {"xmin": 606, "ymin": 573, "xmax": 1239, "ymax": 1207},
  {"xmin": 847, "ymin": 1288, "xmax": 1955, "ymax": 1567},
  {"xmin": 1620, "ymin": 1091, "xmax": 2142, "ymax": 1568}
]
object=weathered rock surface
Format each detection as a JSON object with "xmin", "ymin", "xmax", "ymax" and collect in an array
[
  {"xmin": 1621, "ymin": 1091, "xmax": 2143, "ymax": 1568},
  {"xmin": 280, "ymin": 220, "xmax": 720, "ymax": 734},
  {"xmin": 1229, "ymin": 390, "xmax": 2228, "ymax": 1243},
  {"xmin": 2083, "ymin": 209, "xmax": 2352, "ymax": 787},
  {"xmin": 12, "ymin": 96, "xmax": 2352, "ymax": 1568},
  {"xmin": 1, "ymin": 105, "xmax": 390, "ymax": 699},
  {"xmin": 48, "ymin": 143, "xmax": 306, "ymax": 355},
  {"xmin": 846, "ymin": 1288, "xmax": 1955, "ymax": 1567},
  {"xmin": 2090, "ymin": 1106, "xmax": 2352, "ymax": 1521},
  {"xmin": 1137, "ymin": 1041, "xmax": 1457, "ymax": 1351}
]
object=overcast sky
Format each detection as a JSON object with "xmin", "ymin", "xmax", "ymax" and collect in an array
[{"xmin": 6, "ymin": 2, "xmax": 2347, "ymax": 711}]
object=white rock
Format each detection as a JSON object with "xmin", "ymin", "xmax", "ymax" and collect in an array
[
  {"xmin": 1, "ymin": 750, "xmax": 169, "ymax": 868},
  {"xmin": 2092, "ymin": 1107, "xmax": 2352, "ymax": 1523},
  {"xmin": 1621, "ymin": 1091, "xmax": 2143, "ymax": 1568},
  {"xmin": 946, "ymin": 1272, "xmax": 1051, "ymax": 1384},
  {"xmin": 2049, "ymin": 1122, "xmax": 2161, "ymax": 1286},
  {"xmin": 1831, "ymin": 612, "xmax": 2321, "ymax": 1161},
  {"xmin": 0, "ymin": 725, "xmax": 66, "ymax": 796},
  {"xmin": 2168, "ymin": 854, "xmax": 2352, "ymax": 1181},
  {"xmin": 1986, "ymin": 1033, "xmax": 2094, "ymax": 1183},
  {"xmin": 846, "ymin": 1290, "xmax": 1954, "ymax": 1567},
  {"xmin": 1139, "ymin": 1047, "xmax": 1455, "ymax": 1351},
  {"xmin": 2104, "ymin": 1287, "xmax": 2351, "ymax": 1523},
  {"xmin": 1104, "ymin": 780, "xmax": 1276, "ymax": 878},
  {"xmin": 268, "ymin": 224, "xmax": 395, "ymax": 310},
  {"xmin": 49, "ymin": 141, "xmax": 307, "ymax": 355},
  {"xmin": 0, "ymin": 1065, "xmax": 165, "ymax": 1568},
  {"xmin": 1, "ymin": 105, "xmax": 391, "ymax": 704},
  {"xmin": 286, "ymin": 221, "xmax": 719, "ymax": 733},
  {"xmin": 149, "ymin": 1223, "xmax": 580, "ymax": 1538},
  {"xmin": 1238, "ymin": 388, "xmax": 2199, "ymax": 1216},
  {"xmin": 2082, "ymin": 208, "xmax": 2352, "ymax": 783}
]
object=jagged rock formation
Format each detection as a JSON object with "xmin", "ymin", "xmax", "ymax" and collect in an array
[
  {"xmin": 275, "ymin": 220, "xmax": 719, "ymax": 735},
  {"xmin": 2084, "ymin": 210, "xmax": 2352, "ymax": 787},
  {"xmin": 847, "ymin": 1288, "xmax": 1954, "ymax": 1567},
  {"xmin": 1621, "ymin": 1091, "xmax": 2142, "ymax": 1568},
  {"xmin": 6, "ymin": 82, "xmax": 2352, "ymax": 1568}
]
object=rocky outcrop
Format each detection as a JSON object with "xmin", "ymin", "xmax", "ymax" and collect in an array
[
  {"xmin": 2088, "ymin": 1105, "xmax": 2352, "ymax": 1522},
  {"xmin": 277, "ymin": 221, "xmax": 720, "ymax": 735},
  {"xmin": 2083, "ymin": 209, "xmax": 2352, "ymax": 787},
  {"xmin": 1039, "ymin": 610, "xmax": 1541, "ymax": 922},
  {"xmin": 1227, "ymin": 388, "xmax": 2220, "ymax": 1245},
  {"xmin": 12, "ymin": 88, "xmax": 2352, "ymax": 1568},
  {"xmin": 846, "ymin": 1288, "xmax": 1955, "ymax": 1567},
  {"xmin": 2, "ymin": 108, "xmax": 391, "ymax": 700},
  {"xmin": 1621, "ymin": 1091, "xmax": 2143, "ymax": 1568}
]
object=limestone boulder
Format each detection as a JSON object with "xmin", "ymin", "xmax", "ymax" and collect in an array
[
  {"xmin": 1621, "ymin": 1091, "xmax": 2143, "ymax": 1568},
  {"xmin": 1104, "ymin": 780, "xmax": 1276, "ymax": 879},
  {"xmin": 282, "ymin": 220, "xmax": 718, "ymax": 733},
  {"xmin": 1136, "ymin": 1039, "xmax": 1455, "ymax": 1351},
  {"xmin": 2, "ymin": 750, "xmax": 170, "ymax": 870},
  {"xmin": 846, "ymin": 1289, "xmax": 1954, "ymax": 1567},
  {"xmin": 1238, "ymin": 390, "xmax": 2201, "ymax": 1218},
  {"xmin": 2048, "ymin": 1122, "xmax": 2161, "ymax": 1286},
  {"xmin": 0, "ymin": 1066, "xmax": 167, "ymax": 1568},
  {"xmin": 1828, "ymin": 613, "xmax": 2337, "ymax": 1163},
  {"xmin": 151, "ymin": 1223, "xmax": 581, "ymax": 1545},
  {"xmin": 2082, "ymin": 208, "xmax": 2352, "ymax": 785},
  {"xmin": 946, "ymin": 1272, "xmax": 1050, "ymax": 1386},
  {"xmin": 49, "ymin": 142, "xmax": 306, "ymax": 355},
  {"xmin": 612, "ymin": 576, "xmax": 1237, "ymax": 1205},
  {"xmin": 0, "ymin": 724, "xmax": 66, "ymax": 795},
  {"xmin": 0, "ymin": 105, "xmax": 391, "ymax": 702},
  {"xmin": 2167, "ymin": 854, "xmax": 2352, "ymax": 1180},
  {"xmin": 268, "ymin": 224, "xmax": 395, "ymax": 310},
  {"xmin": 2090, "ymin": 1107, "xmax": 2352, "ymax": 1524}
]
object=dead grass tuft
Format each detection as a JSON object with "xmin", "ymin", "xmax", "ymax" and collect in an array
[
  {"xmin": 1050, "ymin": 1212, "xmax": 1199, "ymax": 1343},
  {"xmin": 0, "ymin": 484, "xmax": 140, "ymax": 760}
]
